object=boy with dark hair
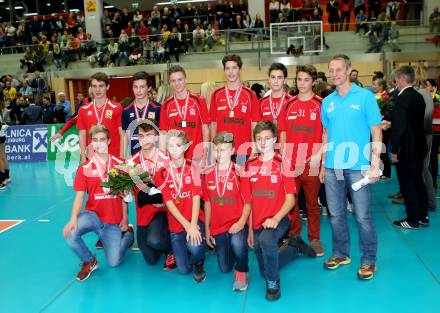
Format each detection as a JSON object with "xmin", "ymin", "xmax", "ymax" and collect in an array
[
  {"xmin": 279, "ymin": 64, "xmax": 324, "ymax": 257},
  {"xmin": 159, "ymin": 65, "xmax": 210, "ymax": 165},
  {"xmin": 243, "ymin": 120, "xmax": 312, "ymax": 301},
  {"xmin": 210, "ymin": 54, "xmax": 260, "ymax": 166},
  {"xmin": 123, "ymin": 71, "xmax": 161, "ymax": 156},
  {"xmin": 127, "ymin": 120, "xmax": 176, "ymax": 270},
  {"xmin": 77, "ymin": 72, "xmax": 124, "ymax": 161}
]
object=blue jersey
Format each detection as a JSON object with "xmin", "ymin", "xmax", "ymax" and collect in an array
[
  {"xmin": 122, "ymin": 100, "xmax": 161, "ymax": 154},
  {"xmin": 321, "ymin": 83, "xmax": 382, "ymax": 170}
]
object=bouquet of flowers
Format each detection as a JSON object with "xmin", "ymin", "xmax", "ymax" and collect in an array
[
  {"xmin": 101, "ymin": 161, "xmax": 151, "ymax": 202},
  {"xmin": 375, "ymin": 92, "xmax": 393, "ymax": 116}
]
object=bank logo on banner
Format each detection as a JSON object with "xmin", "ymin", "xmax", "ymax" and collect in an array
[
  {"xmin": 6, "ymin": 125, "xmax": 47, "ymax": 162},
  {"xmin": 33, "ymin": 129, "xmax": 48, "ymax": 153}
]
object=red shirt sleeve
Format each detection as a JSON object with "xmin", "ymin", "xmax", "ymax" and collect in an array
[
  {"xmin": 251, "ymin": 91, "xmax": 261, "ymax": 122},
  {"xmin": 201, "ymin": 174, "xmax": 210, "ymax": 202},
  {"xmin": 115, "ymin": 105, "xmax": 122, "ymax": 128},
  {"xmin": 278, "ymin": 107, "xmax": 287, "ymax": 132},
  {"xmin": 76, "ymin": 109, "xmax": 86, "ymax": 130},
  {"xmin": 198, "ymin": 96, "xmax": 210, "ymax": 125},
  {"xmin": 159, "ymin": 102, "xmax": 169, "ymax": 130},
  {"xmin": 59, "ymin": 115, "xmax": 77, "ymax": 135},
  {"xmin": 155, "ymin": 168, "xmax": 172, "ymax": 201},
  {"xmin": 209, "ymin": 92, "xmax": 217, "ymax": 122},
  {"xmin": 240, "ymin": 173, "xmax": 252, "ymax": 204},
  {"xmin": 73, "ymin": 166, "xmax": 86, "ymax": 191},
  {"xmin": 191, "ymin": 163, "xmax": 202, "ymax": 196}
]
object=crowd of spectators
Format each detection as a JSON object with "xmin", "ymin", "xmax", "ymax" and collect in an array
[{"xmin": 0, "ymin": 72, "xmax": 74, "ymax": 125}]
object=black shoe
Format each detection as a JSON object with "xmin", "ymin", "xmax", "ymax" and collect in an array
[
  {"xmin": 0, "ymin": 182, "xmax": 6, "ymax": 190},
  {"xmin": 193, "ymin": 262, "xmax": 206, "ymax": 283},
  {"xmin": 419, "ymin": 216, "xmax": 429, "ymax": 227},
  {"xmin": 265, "ymin": 279, "xmax": 281, "ymax": 301},
  {"xmin": 388, "ymin": 192, "xmax": 402, "ymax": 199},
  {"xmin": 288, "ymin": 236, "xmax": 316, "ymax": 258},
  {"xmin": 393, "ymin": 219, "xmax": 419, "ymax": 230}
]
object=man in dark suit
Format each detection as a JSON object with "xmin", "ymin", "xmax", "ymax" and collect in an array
[{"xmin": 391, "ymin": 66, "xmax": 429, "ymax": 229}]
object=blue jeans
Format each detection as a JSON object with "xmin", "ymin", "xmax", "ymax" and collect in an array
[
  {"xmin": 65, "ymin": 211, "xmax": 134, "ymax": 267},
  {"xmin": 254, "ymin": 216, "xmax": 300, "ymax": 282},
  {"xmin": 214, "ymin": 226, "xmax": 249, "ymax": 273},
  {"xmin": 324, "ymin": 168, "xmax": 378, "ymax": 265},
  {"xmin": 170, "ymin": 221, "xmax": 206, "ymax": 274},
  {"xmin": 137, "ymin": 212, "xmax": 171, "ymax": 265}
]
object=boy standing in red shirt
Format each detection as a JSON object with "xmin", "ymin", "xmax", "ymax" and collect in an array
[
  {"xmin": 127, "ymin": 121, "xmax": 176, "ymax": 271},
  {"xmin": 210, "ymin": 54, "xmax": 260, "ymax": 165},
  {"xmin": 243, "ymin": 120, "xmax": 314, "ymax": 301},
  {"xmin": 156, "ymin": 130, "xmax": 206, "ymax": 282},
  {"xmin": 63, "ymin": 125, "xmax": 134, "ymax": 281},
  {"xmin": 203, "ymin": 132, "xmax": 250, "ymax": 291},
  {"xmin": 77, "ymin": 72, "xmax": 124, "ymax": 161},
  {"xmin": 159, "ymin": 66, "xmax": 210, "ymax": 165},
  {"xmin": 258, "ymin": 62, "xmax": 293, "ymax": 140},
  {"xmin": 279, "ymin": 65, "xmax": 324, "ymax": 257}
]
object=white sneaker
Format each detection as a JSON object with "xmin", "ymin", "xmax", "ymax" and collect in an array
[{"xmin": 347, "ymin": 202, "xmax": 354, "ymax": 214}]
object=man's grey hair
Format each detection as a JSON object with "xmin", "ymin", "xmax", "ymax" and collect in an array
[
  {"xmin": 394, "ymin": 65, "xmax": 415, "ymax": 84},
  {"xmin": 330, "ymin": 54, "xmax": 352, "ymax": 69}
]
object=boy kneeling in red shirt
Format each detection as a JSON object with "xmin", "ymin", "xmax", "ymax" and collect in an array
[{"xmin": 63, "ymin": 125, "xmax": 134, "ymax": 281}]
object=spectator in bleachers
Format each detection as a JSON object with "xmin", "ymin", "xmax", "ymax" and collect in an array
[
  {"xmin": 150, "ymin": 6, "xmax": 161, "ymax": 30},
  {"xmin": 276, "ymin": 12, "xmax": 287, "ymax": 23},
  {"xmin": 182, "ymin": 23, "xmax": 193, "ymax": 52},
  {"xmin": 41, "ymin": 96, "xmax": 56, "ymax": 124},
  {"xmin": 216, "ymin": 0, "xmax": 227, "ymax": 29},
  {"xmin": 366, "ymin": 22, "xmax": 384, "ymax": 53},
  {"xmin": 350, "ymin": 69, "xmax": 364, "ymax": 87},
  {"xmin": 166, "ymin": 27, "xmax": 181, "ymax": 61},
  {"xmin": 66, "ymin": 13, "xmax": 77, "ymax": 35},
  {"xmin": 19, "ymin": 80, "xmax": 33, "ymax": 97},
  {"xmin": 153, "ymin": 40, "xmax": 165, "ymax": 62},
  {"xmin": 133, "ymin": 10, "xmax": 143, "ymax": 28},
  {"xmin": 30, "ymin": 16, "xmax": 41, "ymax": 38},
  {"xmin": 56, "ymin": 92, "xmax": 71, "ymax": 121},
  {"xmin": 340, "ymin": 0, "xmax": 354, "ymax": 31},
  {"xmin": 254, "ymin": 13, "xmax": 264, "ymax": 29},
  {"xmin": 3, "ymin": 80, "xmax": 17, "ymax": 100},
  {"xmin": 269, "ymin": 0, "xmax": 280, "ymax": 23},
  {"xmin": 355, "ymin": 9, "xmax": 369, "ymax": 34},
  {"xmin": 327, "ymin": 0, "xmax": 341, "ymax": 32},
  {"xmin": 49, "ymin": 37, "xmax": 62, "ymax": 70},
  {"xmin": 102, "ymin": 10, "xmax": 113, "ymax": 31},
  {"xmin": 429, "ymin": 6, "xmax": 440, "ymax": 33},
  {"xmin": 4, "ymin": 22, "xmax": 16, "ymax": 47},
  {"xmin": 354, "ymin": 0, "xmax": 365, "ymax": 15},
  {"xmin": 31, "ymin": 71, "xmax": 47, "ymax": 105},
  {"xmin": 193, "ymin": 25, "xmax": 205, "ymax": 52},
  {"xmin": 388, "ymin": 22, "xmax": 401, "ymax": 52},
  {"xmin": 138, "ymin": 21, "xmax": 150, "ymax": 38},
  {"xmin": 41, "ymin": 15, "xmax": 54, "ymax": 37},
  {"xmin": 107, "ymin": 39, "xmax": 119, "ymax": 65},
  {"xmin": 291, "ymin": 0, "xmax": 303, "ymax": 21},
  {"xmin": 21, "ymin": 96, "xmax": 43, "ymax": 125},
  {"xmin": 386, "ymin": 1, "xmax": 399, "ymax": 21},
  {"xmin": 280, "ymin": 0, "xmax": 291, "ymax": 19},
  {"xmin": 55, "ymin": 15, "xmax": 65, "ymax": 35},
  {"xmin": 142, "ymin": 36, "xmax": 153, "ymax": 60}
]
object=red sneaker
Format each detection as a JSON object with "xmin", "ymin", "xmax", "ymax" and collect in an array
[
  {"xmin": 76, "ymin": 256, "xmax": 99, "ymax": 281},
  {"xmin": 163, "ymin": 253, "xmax": 176, "ymax": 271}
]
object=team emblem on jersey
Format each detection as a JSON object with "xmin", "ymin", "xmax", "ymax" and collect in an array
[
  {"xmin": 105, "ymin": 110, "xmax": 113, "ymax": 119},
  {"xmin": 241, "ymin": 106, "xmax": 247, "ymax": 113},
  {"xmin": 250, "ymin": 177, "xmax": 258, "ymax": 182},
  {"xmin": 227, "ymin": 182, "xmax": 233, "ymax": 190},
  {"xmin": 148, "ymin": 112, "xmax": 156, "ymax": 119},
  {"xmin": 169, "ymin": 112, "xmax": 178, "ymax": 117},
  {"xmin": 217, "ymin": 106, "xmax": 227, "ymax": 111},
  {"xmin": 130, "ymin": 113, "xmax": 135, "ymax": 118},
  {"xmin": 310, "ymin": 112, "xmax": 316, "ymax": 120},
  {"xmin": 185, "ymin": 176, "xmax": 191, "ymax": 184},
  {"xmin": 88, "ymin": 111, "xmax": 92, "ymax": 115},
  {"xmin": 263, "ymin": 111, "xmax": 271, "ymax": 116},
  {"xmin": 208, "ymin": 185, "xmax": 216, "ymax": 190},
  {"xmin": 271, "ymin": 175, "xmax": 278, "ymax": 184},
  {"xmin": 190, "ymin": 108, "xmax": 196, "ymax": 115}
]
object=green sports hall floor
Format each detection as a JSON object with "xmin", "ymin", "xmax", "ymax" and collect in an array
[{"xmin": 0, "ymin": 162, "xmax": 439, "ymax": 313}]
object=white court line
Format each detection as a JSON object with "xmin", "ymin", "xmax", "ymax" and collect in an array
[
  {"xmin": 0, "ymin": 219, "xmax": 25, "ymax": 234},
  {"xmin": 37, "ymin": 219, "xmax": 51, "ymax": 222}
]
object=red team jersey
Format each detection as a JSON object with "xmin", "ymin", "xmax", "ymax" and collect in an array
[
  {"xmin": 73, "ymin": 155, "xmax": 124, "ymax": 224},
  {"xmin": 259, "ymin": 92, "xmax": 293, "ymax": 139},
  {"xmin": 242, "ymin": 154, "xmax": 297, "ymax": 230},
  {"xmin": 127, "ymin": 149, "xmax": 170, "ymax": 227},
  {"xmin": 155, "ymin": 159, "xmax": 204, "ymax": 233},
  {"xmin": 77, "ymin": 99, "xmax": 123, "ymax": 157},
  {"xmin": 201, "ymin": 162, "xmax": 246, "ymax": 236},
  {"xmin": 278, "ymin": 95, "xmax": 323, "ymax": 168},
  {"xmin": 159, "ymin": 92, "xmax": 209, "ymax": 159},
  {"xmin": 210, "ymin": 86, "xmax": 260, "ymax": 154}
]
